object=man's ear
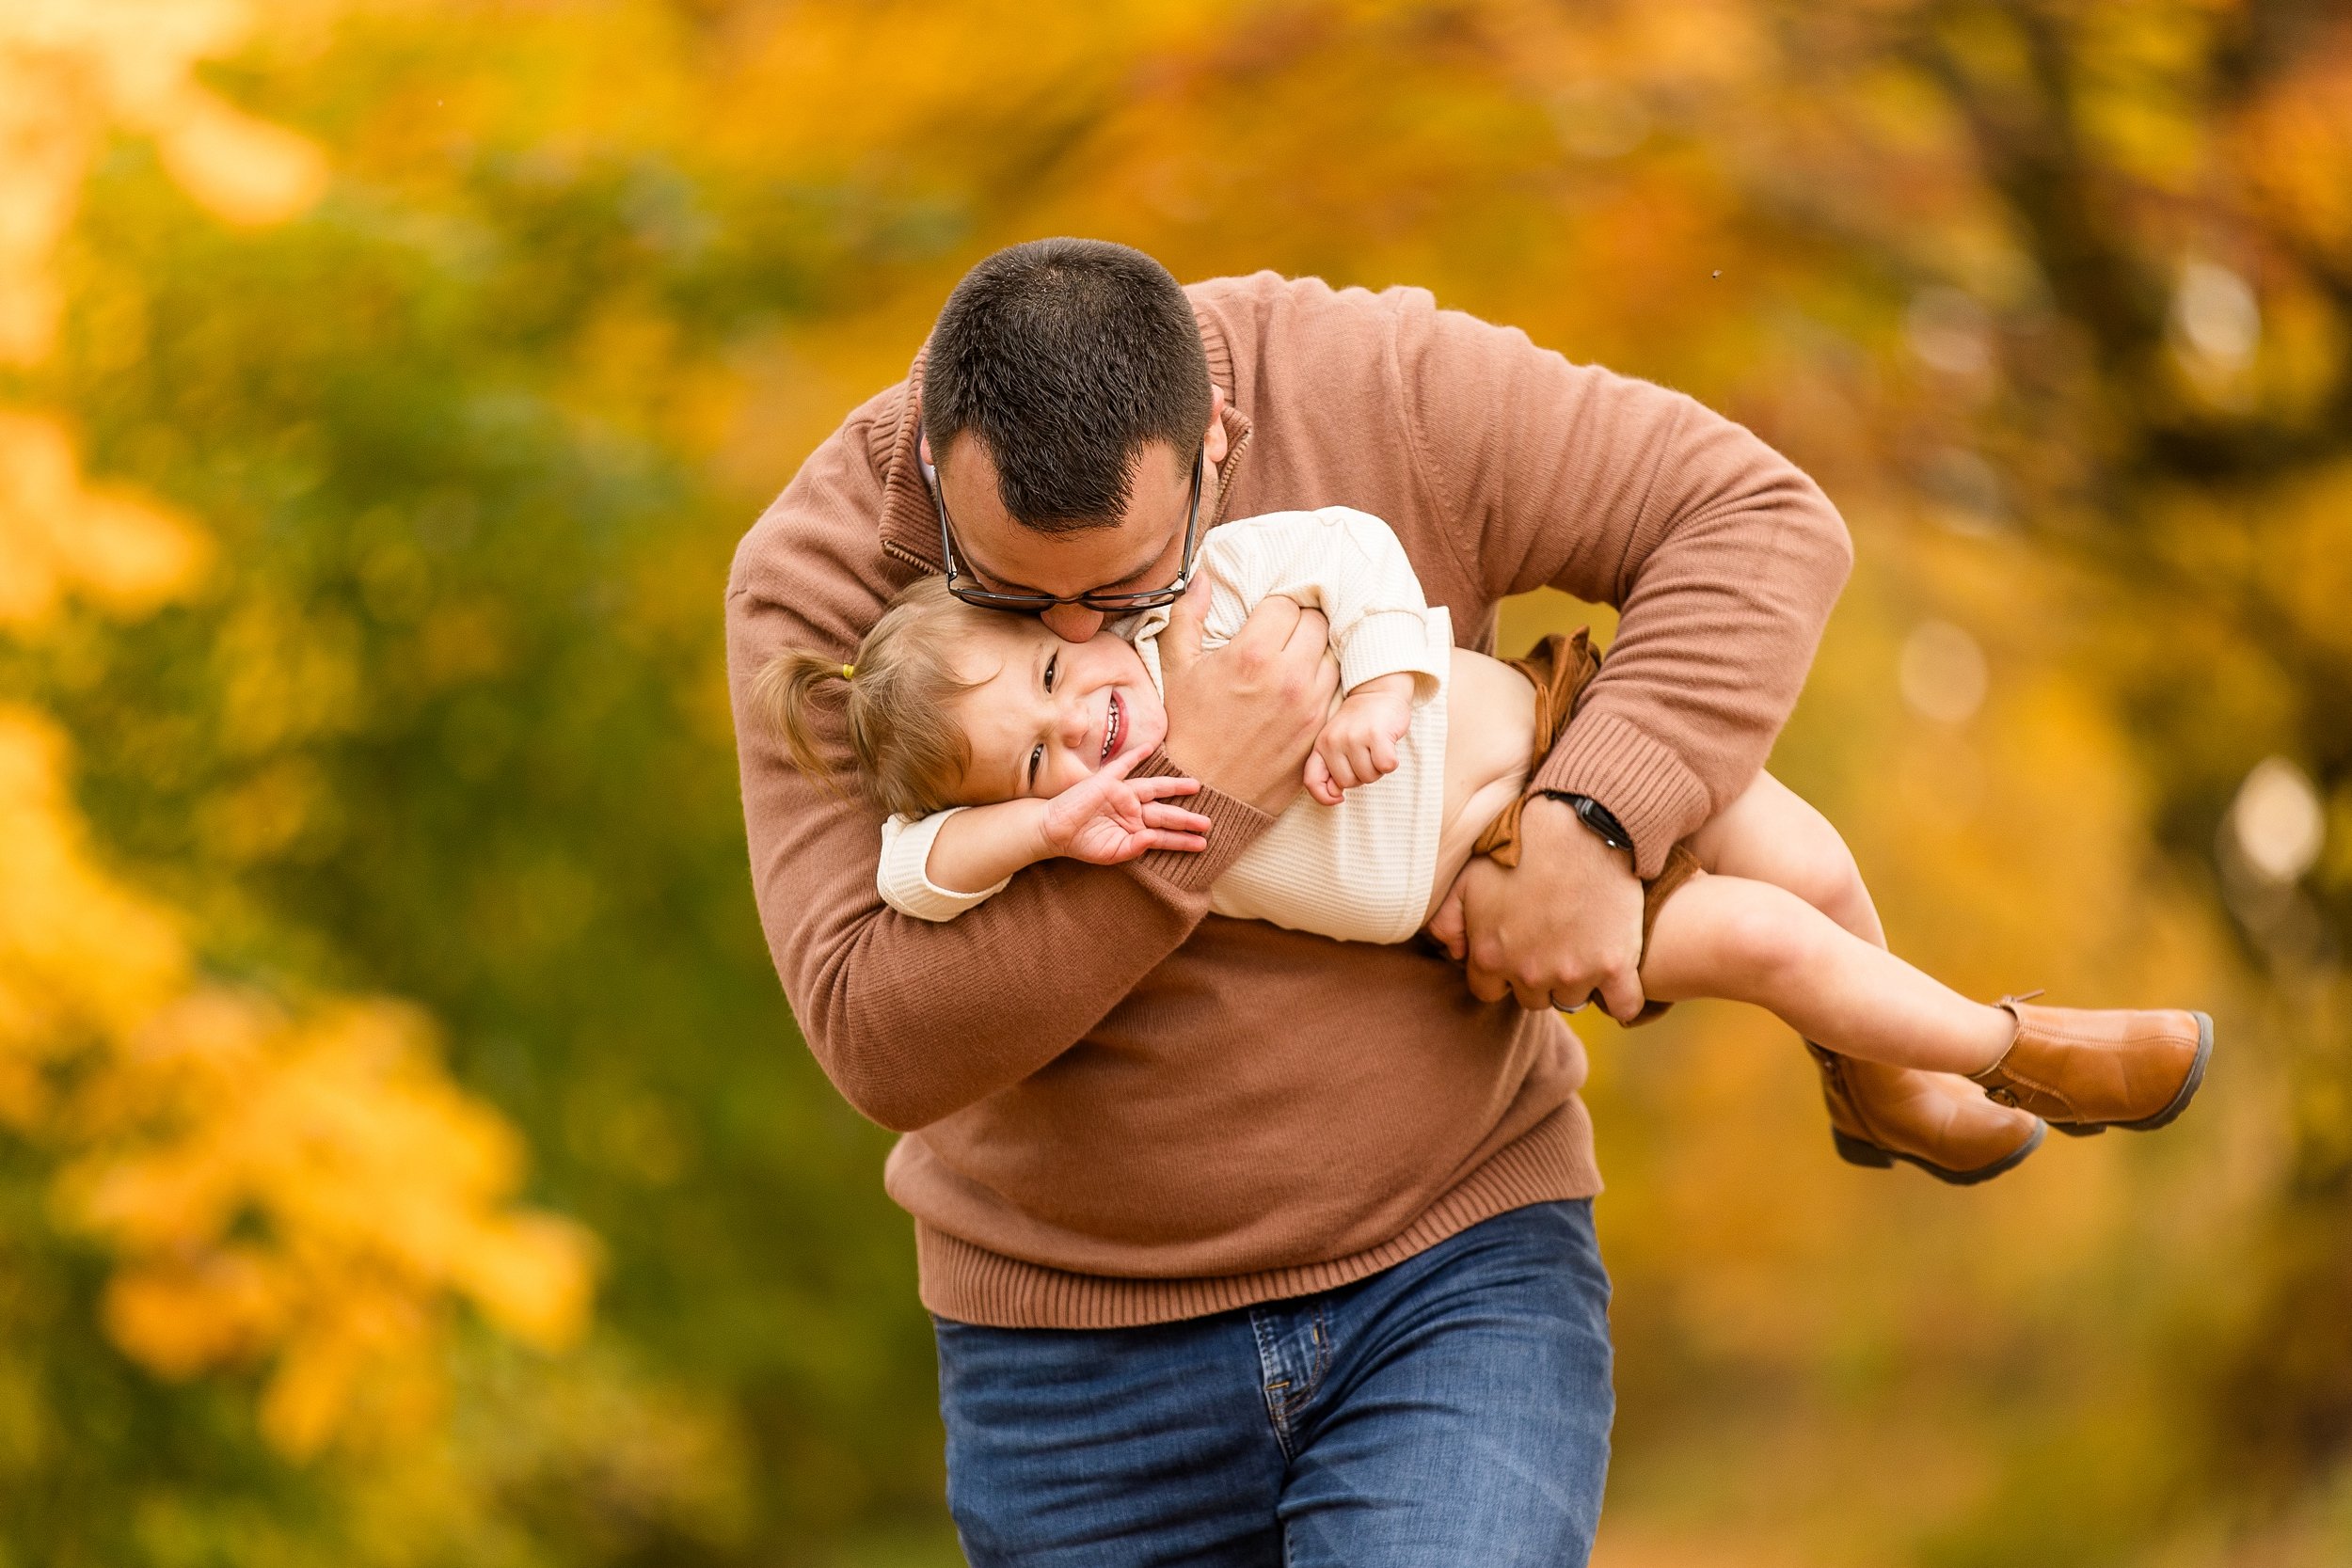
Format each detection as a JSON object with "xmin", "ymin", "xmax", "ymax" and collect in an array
[{"xmin": 1204, "ymin": 384, "xmax": 1231, "ymax": 467}]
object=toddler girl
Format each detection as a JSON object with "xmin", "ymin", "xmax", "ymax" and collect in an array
[{"xmin": 760, "ymin": 508, "xmax": 2213, "ymax": 1169}]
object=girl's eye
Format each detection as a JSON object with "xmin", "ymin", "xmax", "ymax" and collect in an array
[
  {"xmin": 1043, "ymin": 653, "xmax": 1057, "ymax": 692},
  {"xmin": 1028, "ymin": 744, "xmax": 1043, "ymax": 789}
]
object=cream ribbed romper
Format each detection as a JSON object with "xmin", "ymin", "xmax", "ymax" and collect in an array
[{"xmin": 876, "ymin": 507, "xmax": 1455, "ymax": 943}]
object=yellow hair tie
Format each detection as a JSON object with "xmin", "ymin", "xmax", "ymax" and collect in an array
[{"xmin": 841, "ymin": 663, "xmax": 855, "ymax": 680}]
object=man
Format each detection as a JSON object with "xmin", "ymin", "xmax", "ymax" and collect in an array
[{"xmin": 725, "ymin": 239, "xmax": 2038, "ymax": 1564}]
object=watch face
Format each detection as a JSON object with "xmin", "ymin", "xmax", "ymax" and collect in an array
[{"xmin": 1571, "ymin": 797, "xmax": 1632, "ymax": 851}]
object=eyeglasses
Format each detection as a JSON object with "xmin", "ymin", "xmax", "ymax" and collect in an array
[{"xmin": 930, "ymin": 446, "xmax": 1205, "ymax": 614}]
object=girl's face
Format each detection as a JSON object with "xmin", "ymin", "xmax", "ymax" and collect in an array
[{"xmin": 947, "ymin": 619, "xmax": 1167, "ymax": 804}]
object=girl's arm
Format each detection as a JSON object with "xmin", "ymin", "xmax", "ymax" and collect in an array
[
  {"xmin": 1303, "ymin": 670, "xmax": 1419, "ymax": 806},
  {"xmin": 879, "ymin": 757, "xmax": 1214, "ymax": 923},
  {"xmin": 1192, "ymin": 510, "xmax": 1443, "ymax": 803},
  {"xmin": 1198, "ymin": 507, "xmax": 1446, "ymax": 698},
  {"xmin": 876, "ymin": 804, "xmax": 1035, "ymax": 922}
]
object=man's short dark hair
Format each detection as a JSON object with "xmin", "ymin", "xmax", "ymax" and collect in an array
[{"xmin": 923, "ymin": 238, "xmax": 1212, "ymax": 534}]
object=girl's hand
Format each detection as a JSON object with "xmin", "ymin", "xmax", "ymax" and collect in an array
[
  {"xmin": 1039, "ymin": 748, "xmax": 1214, "ymax": 864},
  {"xmin": 1303, "ymin": 676, "xmax": 1415, "ymax": 806}
]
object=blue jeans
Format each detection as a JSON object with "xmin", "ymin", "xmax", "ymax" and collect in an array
[{"xmin": 933, "ymin": 1199, "xmax": 1614, "ymax": 1567}]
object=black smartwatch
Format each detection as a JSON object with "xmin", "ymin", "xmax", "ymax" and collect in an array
[{"xmin": 1539, "ymin": 790, "xmax": 1634, "ymax": 855}]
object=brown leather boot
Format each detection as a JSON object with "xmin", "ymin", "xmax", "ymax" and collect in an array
[
  {"xmin": 1809, "ymin": 1044, "xmax": 2046, "ymax": 1184},
  {"xmin": 1967, "ymin": 993, "xmax": 2214, "ymax": 1134}
]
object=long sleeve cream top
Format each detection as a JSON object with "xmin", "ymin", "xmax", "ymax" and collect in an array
[{"xmin": 878, "ymin": 506, "xmax": 1454, "ymax": 943}]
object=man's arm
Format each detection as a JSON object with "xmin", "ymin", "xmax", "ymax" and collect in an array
[
  {"xmin": 1399, "ymin": 297, "xmax": 1852, "ymax": 1013},
  {"xmin": 1400, "ymin": 302, "xmax": 1853, "ymax": 858},
  {"xmin": 729, "ymin": 444, "xmax": 1332, "ymax": 1131}
]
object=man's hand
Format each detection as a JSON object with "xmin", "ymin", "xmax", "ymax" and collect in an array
[
  {"xmin": 1159, "ymin": 585, "xmax": 1341, "ymax": 814},
  {"xmin": 1426, "ymin": 796, "xmax": 1647, "ymax": 1019},
  {"xmin": 1039, "ymin": 749, "xmax": 1214, "ymax": 864},
  {"xmin": 1302, "ymin": 673, "xmax": 1415, "ymax": 806}
]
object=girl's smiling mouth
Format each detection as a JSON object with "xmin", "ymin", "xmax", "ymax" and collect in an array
[{"xmin": 1100, "ymin": 691, "xmax": 1124, "ymax": 765}]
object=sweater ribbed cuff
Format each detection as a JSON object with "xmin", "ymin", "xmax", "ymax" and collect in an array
[
  {"xmin": 1127, "ymin": 746, "xmax": 1275, "ymax": 894},
  {"xmin": 1530, "ymin": 710, "xmax": 1712, "ymax": 879},
  {"xmin": 1338, "ymin": 610, "xmax": 1445, "ymax": 693}
]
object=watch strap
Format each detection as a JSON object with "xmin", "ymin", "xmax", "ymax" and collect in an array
[{"xmin": 1540, "ymin": 790, "xmax": 1634, "ymax": 854}]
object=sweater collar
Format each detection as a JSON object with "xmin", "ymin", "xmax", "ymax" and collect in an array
[{"xmin": 873, "ymin": 306, "xmax": 1254, "ymax": 573}]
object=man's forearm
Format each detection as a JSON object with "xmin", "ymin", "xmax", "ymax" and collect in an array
[
  {"xmin": 797, "ymin": 869, "xmax": 1208, "ymax": 1131},
  {"xmin": 751, "ymin": 751, "xmax": 1272, "ymax": 1132},
  {"xmin": 1527, "ymin": 428, "xmax": 1851, "ymax": 875}
]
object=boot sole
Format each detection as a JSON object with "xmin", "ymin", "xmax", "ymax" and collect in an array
[
  {"xmin": 2045, "ymin": 1010, "xmax": 2214, "ymax": 1136},
  {"xmin": 1831, "ymin": 1120, "xmax": 2047, "ymax": 1187}
]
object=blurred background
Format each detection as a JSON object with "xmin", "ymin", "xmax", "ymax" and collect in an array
[{"xmin": 3, "ymin": 0, "xmax": 2348, "ymax": 1562}]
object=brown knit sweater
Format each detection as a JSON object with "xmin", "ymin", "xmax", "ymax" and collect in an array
[{"xmin": 724, "ymin": 272, "xmax": 1851, "ymax": 1328}]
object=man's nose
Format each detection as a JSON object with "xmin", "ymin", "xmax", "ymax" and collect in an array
[{"xmin": 1041, "ymin": 603, "xmax": 1104, "ymax": 642}]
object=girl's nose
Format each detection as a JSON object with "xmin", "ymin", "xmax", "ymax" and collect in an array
[{"xmin": 1057, "ymin": 697, "xmax": 1092, "ymax": 752}]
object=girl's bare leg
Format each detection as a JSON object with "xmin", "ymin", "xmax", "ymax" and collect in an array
[
  {"xmin": 1687, "ymin": 772, "xmax": 1885, "ymax": 947},
  {"xmin": 1638, "ymin": 873, "xmax": 2013, "ymax": 1073},
  {"xmin": 1688, "ymin": 774, "xmax": 2022, "ymax": 1098},
  {"xmin": 1672, "ymin": 773, "xmax": 2041, "ymax": 1177}
]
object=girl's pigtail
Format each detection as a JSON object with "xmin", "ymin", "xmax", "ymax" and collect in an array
[
  {"xmin": 748, "ymin": 578, "xmax": 993, "ymax": 817},
  {"xmin": 752, "ymin": 646, "xmax": 856, "ymax": 789}
]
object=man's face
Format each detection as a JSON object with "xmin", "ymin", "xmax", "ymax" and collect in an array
[{"xmin": 930, "ymin": 388, "xmax": 1229, "ymax": 642}]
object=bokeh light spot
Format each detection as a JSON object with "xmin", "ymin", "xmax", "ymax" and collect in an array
[
  {"xmin": 1898, "ymin": 620, "xmax": 1988, "ymax": 724},
  {"xmin": 2230, "ymin": 755, "xmax": 2324, "ymax": 885}
]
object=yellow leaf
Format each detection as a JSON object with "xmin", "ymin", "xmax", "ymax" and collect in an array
[
  {"xmin": 153, "ymin": 88, "xmax": 327, "ymax": 227},
  {"xmin": 0, "ymin": 413, "xmax": 211, "ymax": 631}
]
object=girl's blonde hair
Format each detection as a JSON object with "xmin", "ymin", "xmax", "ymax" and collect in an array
[{"xmin": 753, "ymin": 576, "xmax": 1004, "ymax": 818}]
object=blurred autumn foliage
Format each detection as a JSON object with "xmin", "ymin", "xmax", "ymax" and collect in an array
[{"xmin": 2, "ymin": 0, "xmax": 2348, "ymax": 1563}]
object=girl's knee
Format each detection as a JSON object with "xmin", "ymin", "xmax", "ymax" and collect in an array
[
  {"xmin": 1785, "ymin": 832, "xmax": 1871, "ymax": 927},
  {"xmin": 1705, "ymin": 881, "xmax": 1824, "ymax": 990},
  {"xmin": 1739, "ymin": 783, "xmax": 1874, "ymax": 930}
]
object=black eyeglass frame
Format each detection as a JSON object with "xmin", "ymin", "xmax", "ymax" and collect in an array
[{"xmin": 930, "ymin": 445, "xmax": 1206, "ymax": 614}]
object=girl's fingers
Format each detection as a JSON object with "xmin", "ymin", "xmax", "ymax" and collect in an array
[
  {"xmin": 1142, "ymin": 803, "xmax": 1214, "ymax": 832},
  {"xmin": 1148, "ymin": 832, "xmax": 1208, "ymax": 853},
  {"xmin": 1131, "ymin": 775, "xmax": 1201, "ymax": 800},
  {"xmin": 1303, "ymin": 751, "xmax": 1333, "ymax": 798}
]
